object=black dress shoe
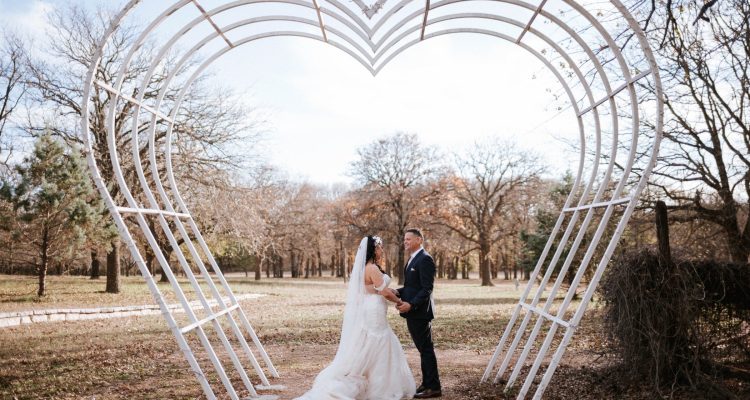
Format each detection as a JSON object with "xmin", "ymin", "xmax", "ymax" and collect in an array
[
  {"xmin": 414, "ymin": 388, "xmax": 442, "ymax": 398},
  {"xmin": 416, "ymin": 385, "xmax": 425, "ymax": 393}
]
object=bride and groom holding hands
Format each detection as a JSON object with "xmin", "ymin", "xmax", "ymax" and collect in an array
[{"xmin": 296, "ymin": 229, "xmax": 442, "ymax": 400}]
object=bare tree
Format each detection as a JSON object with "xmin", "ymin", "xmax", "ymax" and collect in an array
[
  {"xmin": 0, "ymin": 30, "xmax": 28, "ymax": 170},
  {"xmin": 24, "ymin": 5, "xmax": 264, "ymax": 291},
  {"xmin": 439, "ymin": 139, "xmax": 545, "ymax": 286},
  {"xmin": 349, "ymin": 132, "xmax": 442, "ymax": 284},
  {"xmin": 640, "ymin": 0, "xmax": 750, "ymax": 263}
]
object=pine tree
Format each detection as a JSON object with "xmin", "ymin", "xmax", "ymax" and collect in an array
[
  {"xmin": 519, "ymin": 172, "xmax": 575, "ymax": 280},
  {"xmin": 10, "ymin": 133, "xmax": 101, "ymax": 296}
]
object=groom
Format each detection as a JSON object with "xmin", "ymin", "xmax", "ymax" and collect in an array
[{"xmin": 394, "ymin": 228, "xmax": 442, "ymax": 399}]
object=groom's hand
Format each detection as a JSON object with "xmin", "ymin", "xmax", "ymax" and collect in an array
[{"xmin": 396, "ymin": 302, "xmax": 412, "ymax": 313}]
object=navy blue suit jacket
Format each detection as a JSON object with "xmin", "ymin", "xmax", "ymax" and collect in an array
[{"xmin": 397, "ymin": 249, "xmax": 435, "ymax": 320}]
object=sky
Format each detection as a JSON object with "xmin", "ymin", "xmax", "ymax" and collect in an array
[{"xmin": 0, "ymin": 0, "xmax": 581, "ymax": 185}]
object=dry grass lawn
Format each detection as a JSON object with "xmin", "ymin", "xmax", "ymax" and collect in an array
[{"xmin": 1, "ymin": 275, "xmax": 741, "ymax": 399}]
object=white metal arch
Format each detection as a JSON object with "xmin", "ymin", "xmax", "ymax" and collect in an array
[{"xmin": 79, "ymin": 0, "xmax": 663, "ymax": 398}]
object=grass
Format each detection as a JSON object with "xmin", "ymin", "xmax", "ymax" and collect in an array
[{"xmin": 1, "ymin": 274, "xmax": 741, "ymax": 399}]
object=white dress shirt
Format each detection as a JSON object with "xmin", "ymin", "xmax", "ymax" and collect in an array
[{"xmin": 406, "ymin": 246, "xmax": 424, "ymax": 269}]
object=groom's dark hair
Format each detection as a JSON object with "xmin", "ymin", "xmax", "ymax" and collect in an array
[{"xmin": 406, "ymin": 228, "xmax": 424, "ymax": 239}]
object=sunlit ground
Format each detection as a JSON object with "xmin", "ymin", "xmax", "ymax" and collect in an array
[{"xmin": 0, "ymin": 275, "xmax": 730, "ymax": 399}]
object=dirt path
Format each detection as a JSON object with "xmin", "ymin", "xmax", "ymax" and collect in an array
[{"xmin": 263, "ymin": 343, "xmax": 490, "ymax": 399}]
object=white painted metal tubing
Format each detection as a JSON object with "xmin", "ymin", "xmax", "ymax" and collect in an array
[
  {"xmin": 519, "ymin": 302, "xmax": 572, "ymax": 329},
  {"xmin": 191, "ymin": 0, "xmax": 235, "ymax": 47},
  {"xmin": 149, "ymin": 54, "xmax": 272, "ymax": 386},
  {"xmin": 116, "ymin": 206, "xmax": 191, "ymax": 218},
  {"xmin": 78, "ymin": 1, "xmax": 664, "ymax": 399},
  {"xmin": 323, "ymin": 0, "xmax": 375, "ymax": 40},
  {"xmin": 79, "ymin": 3, "xmax": 222, "ymax": 400},
  {"xmin": 108, "ymin": 77, "xmax": 245, "ymax": 399},
  {"xmin": 529, "ymin": 2, "xmax": 664, "ymax": 397},
  {"xmin": 196, "ymin": 0, "xmax": 375, "ymax": 67},
  {"xmin": 485, "ymin": 13, "xmax": 613, "ymax": 384},
  {"xmin": 578, "ymin": 69, "xmax": 653, "ymax": 116},
  {"xmin": 157, "ymin": 34, "xmax": 308, "ymax": 380},
  {"xmin": 102, "ymin": 11, "xmax": 380, "ymax": 394},
  {"xmin": 312, "ymin": 0, "xmax": 329, "ymax": 42},
  {"xmin": 370, "ymin": 0, "xmax": 420, "ymax": 39},
  {"xmin": 562, "ymin": 197, "xmax": 631, "ymax": 212},
  {"xmin": 122, "ymin": 19, "xmax": 277, "ymax": 399},
  {"xmin": 94, "ymin": 80, "xmax": 175, "ymax": 124},
  {"xmin": 512, "ymin": 1, "xmax": 650, "ymax": 396},
  {"xmin": 498, "ymin": 2, "xmax": 636, "ymax": 386},
  {"xmin": 142, "ymin": 51, "xmax": 275, "ymax": 393},
  {"xmin": 140, "ymin": 44, "xmax": 274, "ymax": 387},
  {"xmin": 480, "ymin": 11, "xmax": 602, "ymax": 382},
  {"xmin": 161, "ymin": 35, "xmax": 309, "ymax": 379},
  {"xmin": 516, "ymin": 0, "xmax": 548, "ymax": 43},
  {"xmin": 181, "ymin": 304, "xmax": 241, "ymax": 334},
  {"xmin": 483, "ymin": 36, "xmax": 591, "ymax": 384},
  {"xmin": 96, "ymin": 12, "xmax": 254, "ymax": 400}
]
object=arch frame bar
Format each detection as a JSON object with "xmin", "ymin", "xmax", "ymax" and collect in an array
[{"xmin": 77, "ymin": 1, "xmax": 664, "ymax": 399}]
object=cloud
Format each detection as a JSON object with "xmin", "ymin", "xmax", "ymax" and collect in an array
[
  {"xmin": 228, "ymin": 33, "xmax": 580, "ymax": 183},
  {"xmin": 0, "ymin": 0, "xmax": 54, "ymax": 39}
]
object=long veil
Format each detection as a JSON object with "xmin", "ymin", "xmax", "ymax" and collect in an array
[
  {"xmin": 331, "ymin": 236, "xmax": 368, "ymax": 364},
  {"xmin": 296, "ymin": 236, "xmax": 416, "ymax": 400},
  {"xmin": 295, "ymin": 237, "xmax": 370, "ymax": 399}
]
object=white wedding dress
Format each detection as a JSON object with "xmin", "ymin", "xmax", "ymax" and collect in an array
[{"xmin": 296, "ymin": 238, "xmax": 416, "ymax": 400}]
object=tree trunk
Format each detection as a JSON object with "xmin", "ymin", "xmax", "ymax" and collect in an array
[
  {"xmin": 304, "ymin": 257, "xmax": 310, "ymax": 278},
  {"xmin": 501, "ymin": 252, "xmax": 508, "ymax": 280},
  {"xmin": 38, "ymin": 227, "xmax": 49, "ymax": 296},
  {"xmin": 317, "ymin": 249, "xmax": 323, "ymax": 277},
  {"xmin": 159, "ymin": 250, "xmax": 172, "ymax": 283},
  {"xmin": 255, "ymin": 255, "xmax": 262, "ymax": 281},
  {"xmin": 723, "ymin": 217, "xmax": 750, "ymax": 263},
  {"xmin": 338, "ymin": 244, "xmax": 345, "ymax": 278},
  {"xmin": 480, "ymin": 241, "xmax": 494, "ymax": 286},
  {"xmin": 655, "ymin": 200, "xmax": 673, "ymax": 269},
  {"xmin": 106, "ymin": 239, "xmax": 121, "ymax": 293},
  {"xmin": 8, "ymin": 240, "xmax": 14, "ymax": 275},
  {"xmin": 439, "ymin": 255, "xmax": 444, "ymax": 279},
  {"xmin": 146, "ymin": 247, "xmax": 155, "ymax": 276},
  {"xmin": 490, "ymin": 252, "xmax": 498, "ymax": 279},
  {"xmin": 290, "ymin": 250, "xmax": 297, "ymax": 278},
  {"xmin": 90, "ymin": 250, "xmax": 100, "ymax": 279}
]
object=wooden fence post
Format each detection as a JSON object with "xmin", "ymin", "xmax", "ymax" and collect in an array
[{"xmin": 655, "ymin": 200, "xmax": 672, "ymax": 269}]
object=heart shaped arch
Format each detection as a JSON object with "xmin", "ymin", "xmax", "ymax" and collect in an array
[{"xmin": 80, "ymin": 1, "xmax": 663, "ymax": 399}]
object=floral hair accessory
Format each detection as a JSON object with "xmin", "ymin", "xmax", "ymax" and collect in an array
[{"xmin": 372, "ymin": 236, "xmax": 383, "ymax": 246}]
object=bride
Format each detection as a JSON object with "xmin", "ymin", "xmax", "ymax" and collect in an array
[{"xmin": 295, "ymin": 236, "xmax": 416, "ymax": 400}]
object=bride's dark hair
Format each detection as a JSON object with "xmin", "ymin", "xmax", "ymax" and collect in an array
[{"xmin": 366, "ymin": 236, "xmax": 385, "ymax": 273}]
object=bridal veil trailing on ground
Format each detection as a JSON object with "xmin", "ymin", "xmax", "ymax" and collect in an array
[{"xmin": 295, "ymin": 237, "xmax": 416, "ymax": 400}]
